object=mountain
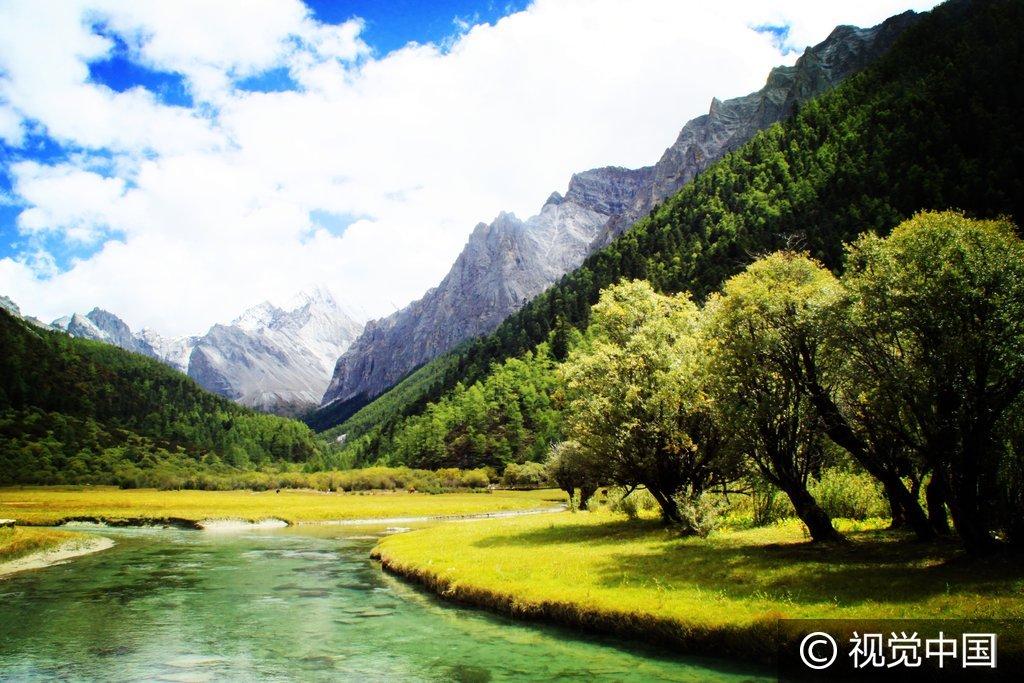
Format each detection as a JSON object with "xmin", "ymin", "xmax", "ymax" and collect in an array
[
  {"xmin": 318, "ymin": 9, "xmax": 919, "ymax": 416},
  {"xmin": 51, "ymin": 308, "xmax": 177, "ymax": 363},
  {"xmin": 322, "ymin": 0, "xmax": 1024, "ymax": 460},
  {"xmin": 48, "ymin": 286, "xmax": 364, "ymax": 415},
  {"xmin": 0, "ymin": 304, "xmax": 321, "ymax": 486},
  {"xmin": 1, "ymin": 294, "xmax": 54, "ymax": 331},
  {"xmin": 188, "ymin": 287, "xmax": 364, "ymax": 415},
  {"xmin": 137, "ymin": 328, "xmax": 197, "ymax": 373}
]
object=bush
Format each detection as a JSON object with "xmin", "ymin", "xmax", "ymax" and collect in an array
[
  {"xmin": 750, "ymin": 478, "xmax": 794, "ymax": 527},
  {"xmin": 676, "ymin": 493, "xmax": 728, "ymax": 537},
  {"xmin": 610, "ymin": 488, "xmax": 659, "ymax": 519},
  {"xmin": 809, "ymin": 468, "xmax": 888, "ymax": 521},
  {"xmin": 460, "ymin": 468, "xmax": 491, "ymax": 489},
  {"xmin": 501, "ymin": 462, "xmax": 551, "ymax": 489}
]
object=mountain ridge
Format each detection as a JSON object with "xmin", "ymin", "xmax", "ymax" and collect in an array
[{"xmin": 318, "ymin": 9, "xmax": 920, "ymax": 415}]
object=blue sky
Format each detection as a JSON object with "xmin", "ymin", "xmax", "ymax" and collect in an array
[
  {"xmin": 0, "ymin": 0, "xmax": 527, "ymax": 264},
  {"xmin": 307, "ymin": 1, "xmax": 530, "ymax": 54}
]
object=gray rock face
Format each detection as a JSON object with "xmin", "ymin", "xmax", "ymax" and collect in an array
[
  {"xmin": 320, "ymin": 10, "xmax": 919, "ymax": 411},
  {"xmin": 136, "ymin": 328, "xmax": 197, "ymax": 373},
  {"xmin": 188, "ymin": 287, "xmax": 364, "ymax": 414},
  {"xmin": 51, "ymin": 308, "xmax": 171, "ymax": 360},
  {"xmin": 1, "ymin": 294, "xmax": 54, "ymax": 331},
  {"xmin": 322, "ymin": 197, "xmax": 608, "ymax": 406},
  {"xmin": 0, "ymin": 295, "xmax": 19, "ymax": 318},
  {"xmin": 590, "ymin": 11, "xmax": 918, "ymax": 248}
]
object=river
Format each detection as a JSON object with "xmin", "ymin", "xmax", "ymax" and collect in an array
[{"xmin": 0, "ymin": 525, "xmax": 769, "ymax": 681}]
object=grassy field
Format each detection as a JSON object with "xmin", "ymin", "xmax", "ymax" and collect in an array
[
  {"xmin": 373, "ymin": 511, "xmax": 1024, "ymax": 661},
  {"xmin": 0, "ymin": 486, "xmax": 567, "ymax": 526},
  {"xmin": 0, "ymin": 526, "xmax": 85, "ymax": 563}
]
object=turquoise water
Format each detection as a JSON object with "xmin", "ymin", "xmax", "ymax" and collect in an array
[{"xmin": 0, "ymin": 526, "xmax": 768, "ymax": 681}]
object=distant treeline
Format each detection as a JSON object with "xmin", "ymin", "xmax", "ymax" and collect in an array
[{"xmin": 0, "ymin": 310, "xmax": 323, "ymax": 485}]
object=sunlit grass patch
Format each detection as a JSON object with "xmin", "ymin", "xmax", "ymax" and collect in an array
[
  {"xmin": 0, "ymin": 526, "xmax": 83, "ymax": 563},
  {"xmin": 373, "ymin": 511, "xmax": 1024, "ymax": 659},
  {"xmin": 0, "ymin": 486, "xmax": 568, "ymax": 526}
]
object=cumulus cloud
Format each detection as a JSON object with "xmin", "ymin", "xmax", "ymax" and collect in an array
[{"xmin": 0, "ymin": 0, "xmax": 938, "ymax": 335}]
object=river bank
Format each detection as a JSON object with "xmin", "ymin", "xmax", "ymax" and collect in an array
[
  {"xmin": 372, "ymin": 511, "xmax": 1024, "ymax": 665},
  {"xmin": 0, "ymin": 526, "xmax": 114, "ymax": 578}
]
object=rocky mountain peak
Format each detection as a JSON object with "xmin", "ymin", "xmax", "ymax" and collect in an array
[
  {"xmin": 543, "ymin": 191, "xmax": 564, "ymax": 207},
  {"xmin": 232, "ymin": 301, "xmax": 281, "ymax": 332},
  {"xmin": 1, "ymin": 295, "xmax": 21, "ymax": 317},
  {"xmin": 188, "ymin": 285, "xmax": 364, "ymax": 415}
]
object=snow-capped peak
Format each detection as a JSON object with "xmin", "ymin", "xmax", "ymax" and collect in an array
[
  {"xmin": 286, "ymin": 284, "xmax": 337, "ymax": 310},
  {"xmin": 231, "ymin": 301, "xmax": 281, "ymax": 332}
]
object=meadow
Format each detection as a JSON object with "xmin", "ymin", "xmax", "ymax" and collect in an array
[
  {"xmin": 372, "ymin": 510, "xmax": 1024, "ymax": 661},
  {"xmin": 0, "ymin": 486, "xmax": 567, "ymax": 526}
]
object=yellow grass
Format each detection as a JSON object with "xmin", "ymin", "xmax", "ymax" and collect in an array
[
  {"xmin": 0, "ymin": 486, "xmax": 567, "ymax": 526},
  {"xmin": 373, "ymin": 511, "xmax": 1024, "ymax": 659},
  {"xmin": 0, "ymin": 526, "xmax": 84, "ymax": 563}
]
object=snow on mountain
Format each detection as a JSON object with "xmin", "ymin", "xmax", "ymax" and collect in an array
[
  {"xmin": 187, "ymin": 286, "xmax": 365, "ymax": 414},
  {"xmin": 42, "ymin": 286, "xmax": 363, "ymax": 416},
  {"xmin": 137, "ymin": 328, "xmax": 198, "ymax": 373}
]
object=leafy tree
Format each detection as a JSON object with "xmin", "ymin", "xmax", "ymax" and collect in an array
[
  {"xmin": 560, "ymin": 280, "xmax": 736, "ymax": 525},
  {"xmin": 500, "ymin": 461, "xmax": 551, "ymax": 489},
  {"xmin": 702, "ymin": 254, "xmax": 843, "ymax": 542},
  {"xmin": 546, "ymin": 440, "xmax": 601, "ymax": 510},
  {"xmin": 834, "ymin": 212, "xmax": 1024, "ymax": 553}
]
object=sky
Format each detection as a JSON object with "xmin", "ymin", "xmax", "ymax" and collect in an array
[{"xmin": 0, "ymin": 0, "xmax": 940, "ymax": 337}]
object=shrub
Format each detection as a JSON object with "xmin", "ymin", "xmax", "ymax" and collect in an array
[
  {"xmin": 677, "ymin": 493, "xmax": 728, "ymax": 537},
  {"xmin": 460, "ymin": 469, "xmax": 490, "ymax": 489},
  {"xmin": 610, "ymin": 488, "xmax": 658, "ymax": 519},
  {"xmin": 809, "ymin": 468, "xmax": 888, "ymax": 520},
  {"xmin": 501, "ymin": 462, "xmax": 551, "ymax": 489},
  {"xmin": 751, "ymin": 478, "xmax": 794, "ymax": 527}
]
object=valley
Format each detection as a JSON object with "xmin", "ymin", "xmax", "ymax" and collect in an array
[{"xmin": 2, "ymin": 0, "xmax": 1023, "ymax": 680}]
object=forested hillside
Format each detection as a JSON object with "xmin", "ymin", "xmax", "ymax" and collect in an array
[
  {"xmin": 0, "ymin": 310, "xmax": 322, "ymax": 485},
  {"xmin": 325, "ymin": 0, "xmax": 1024, "ymax": 463}
]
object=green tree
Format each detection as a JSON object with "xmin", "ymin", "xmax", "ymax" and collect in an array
[
  {"xmin": 561, "ymin": 280, "xmax": 735, "ymax": 525},
  {"xmin": 835, "ymin": 212, "xmax": 1024, "ymax": 553},
  {"xmin": 702, "ymin": 254, "xmax": 843, "ymax": 542},
  {"xmin": 546, "ymin": 440, "xmax": 601, "ymax": 510}
]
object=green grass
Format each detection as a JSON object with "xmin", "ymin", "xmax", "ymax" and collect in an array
[
  {"xmin": 0, "ymin": 526, "xmax": 84, "ymax": 563},
  {"xmin": 0, "ymin": 486, "xmax": 567, "ymax": 526},
  {"xmin": 373, "ymin": 511, "xmax": 1024, "ymax": 660}
]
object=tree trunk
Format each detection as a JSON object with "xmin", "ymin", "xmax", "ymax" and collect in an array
[
  {"xmin": 579, "ymin": 485, "xmax": 596, "ymax": 511},
  {"xmin": 881, "ymin": 473, "xmax": 935, "ymax": 541},
  {"xmin": 943, "ymin": 467, "xmax": 997, "ymax": 555},
  {"xmin": 781, "ymin": 482, "xmax": 844, "ymax": 543},
  {"xmin": 925, "ymin": 475, "xmax": 951, "ymax": 535},
  {"xmin": 884, "ymin": 480, "xmax": 906, "ymax": 529},
  {"xmin": 800, "ymin": 376, "xmax": 934, "ymax": 540},
  {"xmin": 647, "ymin": 485, "xmax": 683, "ymax": 525}
]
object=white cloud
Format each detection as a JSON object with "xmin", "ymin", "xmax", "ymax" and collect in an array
[
  {"xmin": 0, "ymin": 0, "xmax": 939, "ymax": 336},
  {"xmin": 13, "ymin": 162, "xmax": 128, "ymax": 243},
  {"xmin": 0, "ymin": 104, "xmax": 24, "ymax": 145}
]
